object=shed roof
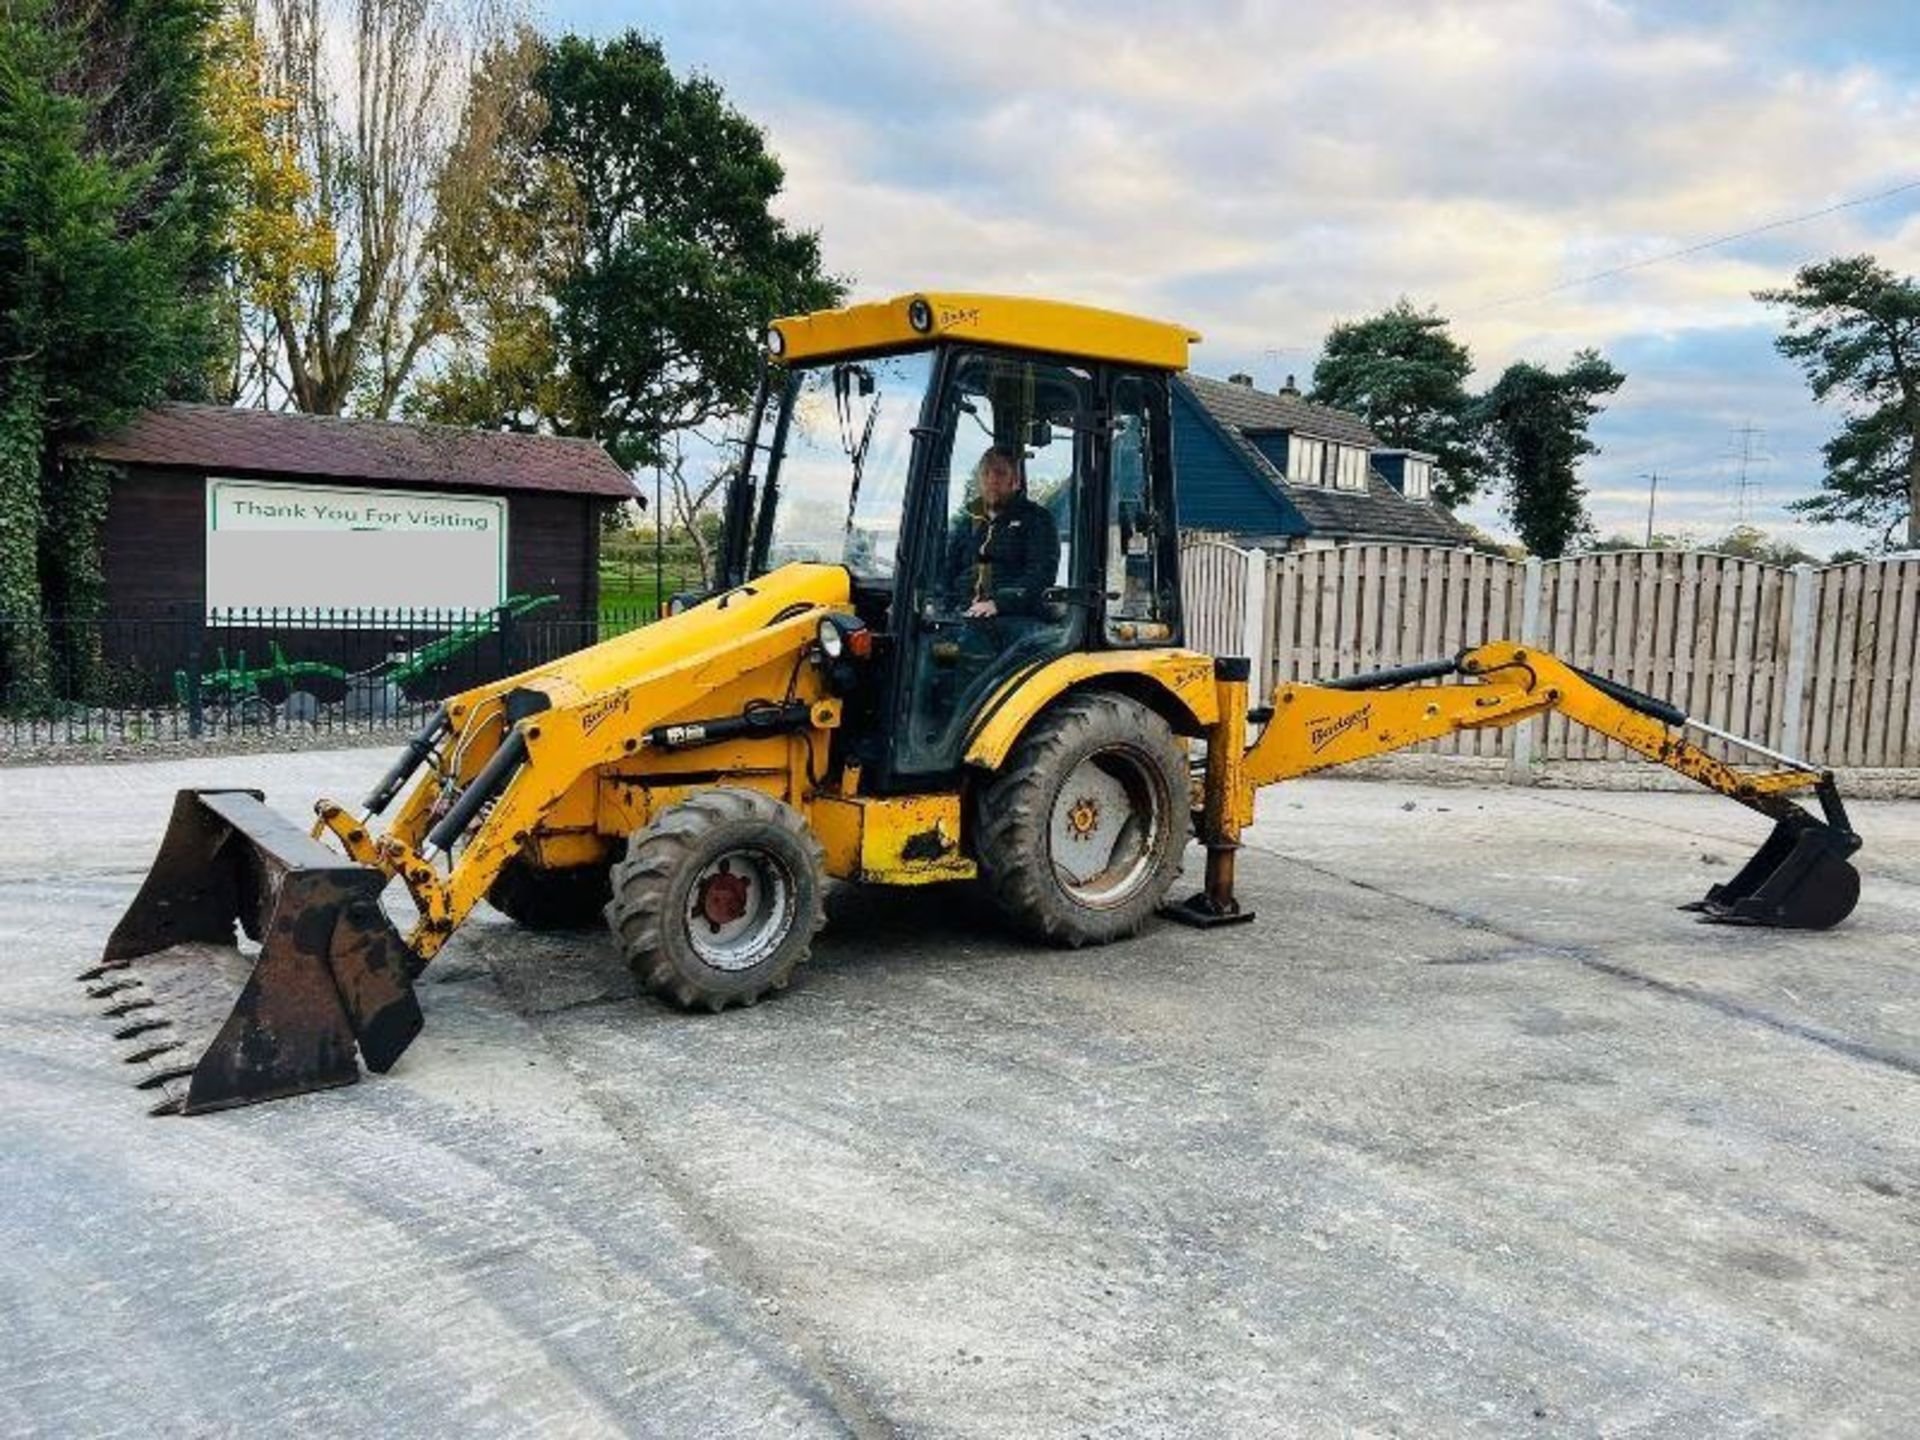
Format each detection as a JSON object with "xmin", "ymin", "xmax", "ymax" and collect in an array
[{"xmin": 73, "ymin": 403, "xmax": 637, "ymax": 500}]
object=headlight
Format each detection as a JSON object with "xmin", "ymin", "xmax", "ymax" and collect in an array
[
  {"xmin": 907, "ymin": 297, "xmax": 933, "ymax": 333},
  {"xmin": 765, "ymin": 325, "xmax": 787, "ymax": 357},
  {"xmin": 817, "ymin": 616, "xmax": 845, "ymax": 658}
]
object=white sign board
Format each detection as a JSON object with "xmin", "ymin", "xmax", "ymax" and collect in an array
[{"xmin": 205, "ymin": 479, "xmax": 508, "ymax": 622}]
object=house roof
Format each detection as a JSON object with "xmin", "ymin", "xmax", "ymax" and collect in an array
[
  {"xmin": 1175, "ymin": 375, "xmax": 1471, "ymax": 547},
  {"xmin": 72, "ymin": 403, "xmax": 638, "ymax": 500},
  {"xmin": 1180, "ymin": 372, "xmax": 1382, "ymax": 448}
]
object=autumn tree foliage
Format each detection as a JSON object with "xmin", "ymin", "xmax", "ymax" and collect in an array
[{"xmin": 412, "ymin": 29, "xmax": 843, "ymax": 472}]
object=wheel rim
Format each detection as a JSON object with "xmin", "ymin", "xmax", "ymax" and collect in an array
[
  {"xmin": 687, "ymin": 847, "xmax": 796, "ymax": 971},
  {"xmin": 1047, "ymin": 745, "xmax": 1166, "ymax": 908}
]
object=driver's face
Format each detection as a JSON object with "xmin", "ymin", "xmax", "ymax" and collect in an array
[{"xmin": 979, "ymin": 460, "xmax": 1018, "ymax": 511}]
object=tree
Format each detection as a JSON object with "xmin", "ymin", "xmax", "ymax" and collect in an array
[
  {"xmin": 223, "ymin": 0, "xmax": 503, "ymax": 416},
  {"xmin": 1309, "ymin": 299, "xmax": 1485, "ymax": 506},
  {"xmin": 415, "ymin": 30, "xmax": 844, "ymax": 471},
  {"xmin": 1, "ymin": 0, "xmax": 231, "ymax": 698},
  {"xmin": 1707, "ymin": 523, "xmax": 1819, "ymax": 567},
  {"xmin": 1756, "ymin": 256, "xmax": 1920, "ymax": 550},
  {"xmin": 1476, "ymin": 351, "xmax": 1625, "ymax": 558},
  {"xmin": 1587, "ymin": 532, "xmax": 1685, "ymax": 553},
  {"xmin": 403, "ymin": 27, "xmax": 586, "ymax": 434}
]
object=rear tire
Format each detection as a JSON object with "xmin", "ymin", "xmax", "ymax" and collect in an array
[
  {"xmin": 487, "ymin": 857, "xmax": 613, "ymax": 931},
  {"xmin": 605, "ymin": 788, "xmax": 827, "ymax": 1012},
  {"xmin": 976, "ymin": 692, "xmax": 1188, "ymax": 946}
]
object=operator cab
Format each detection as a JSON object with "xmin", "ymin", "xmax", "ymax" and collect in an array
[{"xmin": 723, "ymin": 293, "xmax": 1199, "ymax": 787}]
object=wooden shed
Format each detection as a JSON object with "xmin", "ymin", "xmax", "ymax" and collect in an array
[{"xmin": 71, "ymin": 403, "xmax": 636, "ymax": 620}]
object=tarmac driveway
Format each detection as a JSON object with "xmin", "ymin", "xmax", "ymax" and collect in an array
[{"xmin": 2, "ymin": 749, "xmax": 1916, "ymax": 1437}]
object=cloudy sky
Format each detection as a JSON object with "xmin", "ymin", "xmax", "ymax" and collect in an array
[{"xmin": 552, "ymin": 0, "xmax": 1920, "ymax": 552}]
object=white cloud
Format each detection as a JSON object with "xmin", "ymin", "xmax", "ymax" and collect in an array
[{"xmin": 552, "ymin": 0, "xmax": 1920, "ymax": 550}]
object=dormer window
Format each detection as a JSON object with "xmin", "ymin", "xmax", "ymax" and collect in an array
[
  {"xmin": 1402, "ymin": 457, "xmax": 1433, "ymax": 501},
  {"xmin": 1286, "ymin": 435, "xmax": 1368, "ymax": 490},
  {"xmin": 1289, "ymin": 435, "xmax": 1324, "ymax": 487},
  {"xmin": 1331, "ymin": 445, "xmax": 1367, "ymax": 492}
]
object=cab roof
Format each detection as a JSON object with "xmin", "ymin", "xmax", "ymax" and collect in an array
[{"xmin": 768, "ymin": 292, "xmax": 1201, "ymax": 371}]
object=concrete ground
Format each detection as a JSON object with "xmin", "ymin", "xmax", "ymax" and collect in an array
[{"xmin": 1, "ymin": 750, "xmax": 1916, "ymax": 1438}]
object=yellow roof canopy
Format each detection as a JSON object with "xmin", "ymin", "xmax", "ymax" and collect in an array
[{"xmin": 768, "ymin": 292, "xmax": 1201, "ymax": 371}]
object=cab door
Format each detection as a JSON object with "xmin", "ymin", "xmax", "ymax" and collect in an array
[{"xmin": 887, "ymin": 348, "xmax": 1095, "ymax": 780}]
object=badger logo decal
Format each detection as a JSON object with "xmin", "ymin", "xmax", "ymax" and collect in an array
[
  {"xmin": 1308, "ymin": 705, "xmax": 1371, "ymax": 753},
  {"xmin": 580, "ymin": 692, "xmax": 627, "ymax": 737}
]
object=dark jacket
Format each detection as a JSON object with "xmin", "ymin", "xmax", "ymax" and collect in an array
[{"xmin": 942, "ymin": 491, "xmax": 1060, "ymax": 616}]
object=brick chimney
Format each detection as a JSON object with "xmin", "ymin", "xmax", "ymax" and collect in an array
[
  {"xmin": 1278, "ymin": 374, "xmax": 1300, "ymax": 397},
  {"xmin": 1227, "ymin": 372, "xmax": 1253, "ymax": 387}
]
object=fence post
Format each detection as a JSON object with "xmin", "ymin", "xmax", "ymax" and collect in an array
[
  {"xmin": 1240, "ymin": 545, "xmax": 1269, "ymax": 696},
  {"xmin": 1507, "ymin": 556, "xmax": 1544, "ymax": 784},
  {"xmin": 1779, "ymin": 563, "xmax": 1816, "ymax": 754},
  {"xmin": 495, "ymin": 601, "xmax": 516, "ymax": 681},
  {"xmin": 185, "ymin": 638, "xmax": 204, "ymax": 739}
]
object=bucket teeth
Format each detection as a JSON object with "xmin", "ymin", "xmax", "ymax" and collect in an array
[
  {"xmin": 123, "ymin": 1041, "xmax": 182, "ymax": 1065},
  {"xmin": 113, "ymin": 1018, "xmax": 172, "ymax": 1041},
  {"xmin": 86, "ymin": 978, "xmax": 140, "ymax": 999},
  {"xmin": 99, "ymin": 998, "xmax": 155, "ymax": 1019},
  {"xmin": 76, "ymin": 960, "xmax": 130, "ymax": 983},
  {"xmin": 135, "ymin": 1065, "xmax": 200, "ymax": 1091}
]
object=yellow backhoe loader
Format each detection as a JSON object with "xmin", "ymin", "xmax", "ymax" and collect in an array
[{"xmin": 84, "ymin": 294, "xmax": 1863, "ymax": 1114}]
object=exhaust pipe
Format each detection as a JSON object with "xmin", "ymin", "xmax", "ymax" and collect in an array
[{"xmin": 82, "ymin": 789, "xmax": 424, "ymax": 1115}]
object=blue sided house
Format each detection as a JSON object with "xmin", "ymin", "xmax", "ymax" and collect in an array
[{"xmin": 1173, "ymin": 372, "xmax": 1471, "ymax": 549}]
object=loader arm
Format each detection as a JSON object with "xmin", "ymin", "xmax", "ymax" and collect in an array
[
  {"xmin": 94, "ymin": 565, "xmax": 853, "ymax": 1114},
  {"xmin": 319, "ymin": 573, "xmax": 851, "ymax": 960},
  {"xmin": 1170, "ymin": 640, "xmax": 1861, "ymax": 931}
]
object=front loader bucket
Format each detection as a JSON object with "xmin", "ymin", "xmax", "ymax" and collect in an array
[{"xmin": 82, "ymin": 789, "xmax": 424, "ymax": 1115}]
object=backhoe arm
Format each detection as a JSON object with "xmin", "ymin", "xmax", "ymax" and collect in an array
[{"xmin": 1168, "ymin": 641, "xmax": 1861, "ymax": 932}]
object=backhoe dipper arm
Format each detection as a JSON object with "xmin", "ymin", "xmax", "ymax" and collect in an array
[{"xmin": 1168, "ymin": 641, "xmax": 1861, "ymax": 931}]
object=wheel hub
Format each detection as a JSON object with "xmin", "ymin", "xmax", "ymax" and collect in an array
[
  {"xmin": 1047, "ymin": 747, "xmax": 1164, "ymax": 906},
  {"xmin": 685, "ymin": 847, "xmax": 796, "ymax": 971},
  {"xmin": 1066, "ymin": 796, "xmax": 1101, "ymax": 840},
  {"xmin": 696, "ymin": 863, "xmax": 751, "ymax": 930}
]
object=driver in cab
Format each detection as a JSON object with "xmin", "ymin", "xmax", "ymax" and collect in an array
[{"xmin": 943, "ymin": 446, "xmax": 1059, "ymax": 621}]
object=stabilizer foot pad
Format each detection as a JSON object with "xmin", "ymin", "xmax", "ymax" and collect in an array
[{"xmin": 1159, "ymin": 894, "xmax": 1257, "ymax": 929}]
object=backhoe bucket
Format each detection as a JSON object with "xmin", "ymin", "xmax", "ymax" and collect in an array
[
  {"xmin": 1685, "ymin": 808, "xmax": 1862, "ymax": 931},
  {"xmin": 82, "ymin": 789, "xmax": 423, "ymax": 1115}
]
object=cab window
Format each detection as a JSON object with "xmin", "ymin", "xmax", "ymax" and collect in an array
[
  {"xmin": 761, "ymin": 351, "xmax": 931, "ymax": 581},
  {"xmin": 1103, "ymin": 376, "xmax": 1176, "ymax": 644}
]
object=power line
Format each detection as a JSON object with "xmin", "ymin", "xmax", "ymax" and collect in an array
[{"xmin": 1472, "ymin": 176, "xmax": 1920, "ymax": 314}]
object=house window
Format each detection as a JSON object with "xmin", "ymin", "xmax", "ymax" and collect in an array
[
  {"xmin": 1333, "ymin": 445, "xmax": 1367, "ymax": 491},
  {"xmin": 1290, "ymin": 436, "xmax": 1325, "ymax": 486},
  {"xmin": 1402, "ymin": 458, "xmax": 1432, "ymax": 501}
]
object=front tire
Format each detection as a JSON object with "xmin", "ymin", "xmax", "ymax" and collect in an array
[
  {"xmin": 487, "ymin": 857, "xmax": 613, "ymax": 931},
  {"xmin": 605, "ymin": 789, "xmax": 827, "ymax": 1011},
  {"xmin": 976, "ymin": 692, "xmax": 1188, "ymax": 946}
]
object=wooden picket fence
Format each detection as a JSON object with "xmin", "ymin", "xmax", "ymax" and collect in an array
[{"xmin": 1179, "ymin": 537, "xmax": 1920, "ymax": 769}]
